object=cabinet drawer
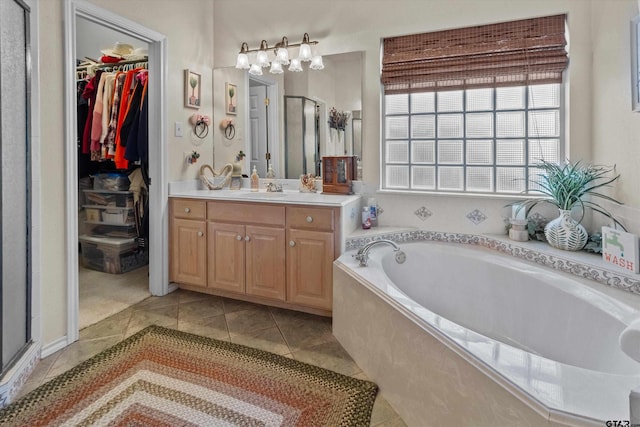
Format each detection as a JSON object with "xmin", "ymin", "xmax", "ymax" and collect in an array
[
  {"xmin": 208, "ymin": 201, "xmax": 285, "ymax": 226},
  {"xmin": 172, "ymin": 199, "xmax": 206, "ymax": 220},
  {"xmin": 286, "ymin": 206, "xmax": 334, "ymax": 231}
]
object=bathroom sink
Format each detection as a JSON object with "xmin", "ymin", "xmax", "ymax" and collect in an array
[{"xmin": 232, "ymin": 191, "xmax": 289, "ymax": 199}]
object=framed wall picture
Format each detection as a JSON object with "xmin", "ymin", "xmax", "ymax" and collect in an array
[
  {"xmin": 226, "ymin": 82, "xmax": 237, "ymax": 115},
  {"xmin": 185, "ymin": 69, "xmax": 201, "ymax": 109}
]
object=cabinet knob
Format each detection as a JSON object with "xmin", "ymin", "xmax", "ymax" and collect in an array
[
  {"xmin": 245, "ymin": 236, "xmax": 251, "ymax": 242},
  {"xmin": 184, "ymin": 207, "xmax": 191, "ymax": 213},
  {"xmin": 236, "ymin": 235, "xmax": 243, "ymax": 241},
  {"xmin": 306, "ymin": 216, "xmax": 313, "ymax": 223},
  {"xmin": 289, "ymin": 240, "xmax": 296, "ymax": 247},
  {"xmin": 197, "ymin": 231, "xmax": 204, "ymax": 237}
]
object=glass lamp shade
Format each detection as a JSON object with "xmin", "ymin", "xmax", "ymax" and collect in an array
[
  {"xmin": 248, "ymin": 63, "xmax": 263, "ymax": 76},
  {"xmin": 235, "ymin": 53, "xmax": 250, "ymax": 69},
  {"xmin": 275, "ymin": 47, "xmax": 290, "ymax": 65},
  {"xmin": 256, "ymin": 50, "xmax": 270, "ymax": 67},
  {"xmin": 309, "ymin": 55, "xmax": 324, "ymax": 70},
  {"xmin": 269, "ymin": 61, "xmax": 283, "ymax": 74},
  {"xmin": 288, "ymin": 58, "xmax": 303, "ymax": 72},
  {"xmin": 298, "ymin": 43, "xmax": 312, "ymax": 62}
]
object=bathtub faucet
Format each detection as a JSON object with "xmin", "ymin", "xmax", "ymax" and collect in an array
[{"xmin": 354, "ymin": 239, "xmax": 406, "ymax": 267}]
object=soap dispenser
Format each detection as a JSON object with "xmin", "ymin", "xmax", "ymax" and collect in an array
[
  {"xmin": 266, "ymin": 163, "xmax": 275, "ymax": 180},
  {"xmin": 251, "ymin": 166, "xmax": 260, "ymax": 192}
]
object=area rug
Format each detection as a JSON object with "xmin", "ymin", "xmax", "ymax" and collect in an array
[{"xmin": 0, "ymin": 325, "xmax": 378, "ymax": 426}]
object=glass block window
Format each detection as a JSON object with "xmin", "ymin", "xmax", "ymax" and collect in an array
[{"xmin": 383, "ymin": 83, "xmax": 563, "ymax": 194}]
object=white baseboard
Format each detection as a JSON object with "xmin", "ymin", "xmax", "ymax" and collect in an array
[
  {"xmin": 41, "ymin": 335, "xmax": 69, "ymax": 359},
  {"xmin": 0, "ymin": 342, "xmax": 41, "ymax": 407}
]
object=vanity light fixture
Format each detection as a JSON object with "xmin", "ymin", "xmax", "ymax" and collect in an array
[{"xmin": 235, "ymin": 33, "xmax": 322, "ymax": 74}]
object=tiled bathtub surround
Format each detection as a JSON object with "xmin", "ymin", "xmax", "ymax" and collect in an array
[
  {"xmin": 335, "ymin": 238, "xmax": 640, "ymax": 425},
  {"xmin": 346, "ymin": 230, "xmax": 640, "ymax": 295}
]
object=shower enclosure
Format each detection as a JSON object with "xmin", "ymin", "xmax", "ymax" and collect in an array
[{"xmin": 284, "ymin": 96, "xmax": 320, "ymax": 178}]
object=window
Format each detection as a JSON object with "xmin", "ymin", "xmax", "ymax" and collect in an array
[
  {"xmin": 381, "ymin": 15, "xmax": 568, "ymax": 194},
  {"xmin": 383, "ymin": 84, "xmax": 562, "ymax": 193}
]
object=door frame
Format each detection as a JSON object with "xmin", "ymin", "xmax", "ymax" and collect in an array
[
  {"xmin": 245, "ymin": 74, "xmax": 280, "ymax": 177},
  {"xmin": 63, "ymin": 0, "xmax": 169, "ymax": 344}
]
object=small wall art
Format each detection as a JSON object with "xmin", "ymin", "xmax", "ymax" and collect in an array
[
  {"xmin": 185, "ymin": 69, "xmax": 201, "ymax": 109},
  {"xmin": 226, "ymin": 82, "xmax": 237, "ymax": 115}
]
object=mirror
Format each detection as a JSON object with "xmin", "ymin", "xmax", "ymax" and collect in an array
[{"xmin": 213, "ymin": 51, "xmax": 363, "ymax": 179}]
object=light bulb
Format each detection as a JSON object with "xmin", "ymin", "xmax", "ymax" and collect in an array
[
  {"xmin": 235, "ymin": 53, "xmax": 250, "ymax": 69},
  {"xmin": 298, "ymin": 43, "xmax": 312, "ymax": 62},
  {"xmin": 256, "ymin": 50, "xmax": 270, "ymax": 68},
  {"xmin": 288, "ymin": 58, "xmax": 303, "ymax": 72},
  {"xmin": 269, "ymin": 61, "xmax": 283, "ymax": 74},
  {"xmin": 249, "ymin": 63, "xmax": 263, "ymax": 76},
  {"xmin": 275, "ymin": 47, "xmax": 290, "ymax": 65},
  {"xmin": 310, "ymin": 55, "xmax": 324, "ymax": 70}
]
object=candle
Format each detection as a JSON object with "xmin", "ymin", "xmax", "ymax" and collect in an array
[{"xmin": 512, "ymin": 204, "xmax": 526, "ymax": 220}]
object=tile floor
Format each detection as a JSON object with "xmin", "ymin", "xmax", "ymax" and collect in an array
[{"xmin": 18, "ymin": 289, "xmax": 406, "ymax": 426}]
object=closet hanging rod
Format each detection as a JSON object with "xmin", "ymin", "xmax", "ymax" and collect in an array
[{"xmin": 94, "ymin": 59, "xmax": 148, "ymax": 70}]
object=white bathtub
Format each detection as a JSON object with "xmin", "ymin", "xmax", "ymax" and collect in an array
[{"xmin": 333, "ymin": 240, "xmax": 640, "ymax": 426}]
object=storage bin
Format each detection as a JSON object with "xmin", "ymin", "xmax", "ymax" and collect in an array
[
  {"xmin": 83, "ymin": 190, "xmax": 134, "ymax": 208},
  {"xmin": 84, "ymin": 222, "xmax": 137, "ymax": 238},
  {"xmin": 100, "ymin": 208, "xmax": 135, "ymax": 224},
  {"xmin": 79, "ymin": 235, "xmax": 148, "ymax": 274},
  {"xmin": 93, "ymin": 172, "xmax": 130, "ymax": 191}
]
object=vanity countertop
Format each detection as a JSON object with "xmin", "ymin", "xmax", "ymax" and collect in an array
[{"xmin": 169, "ymin": 188, "xmax": 361, "ymax": 207}]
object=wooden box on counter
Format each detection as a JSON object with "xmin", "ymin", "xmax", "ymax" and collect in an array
[{"xmin": 321, "ymin": 156, "xmax": 357, "ymax": 195}]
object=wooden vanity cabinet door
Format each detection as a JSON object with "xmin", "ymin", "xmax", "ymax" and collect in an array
[
  {"xmin": 286, "ymin": 228, "xmax": 334, "ymax": 311},
  {"xmin": 170, "ymin": 218, "xmax": 207, "ymax": 287},
  {"xmin": 208, "ymin": 222, "xmax": 245, "ymax": 294},
  {"xmin": 245, "ymin": 225, "xmax": 286, "ymax": 301}
]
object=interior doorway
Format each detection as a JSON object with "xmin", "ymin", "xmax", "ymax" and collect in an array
[
  {"xmin": 246, "ymin": 74, "xmax": 280, "ymax": 178},
  {"xmin": 63, "ymin": 0, "xmax": 169, "ymax": 347}
]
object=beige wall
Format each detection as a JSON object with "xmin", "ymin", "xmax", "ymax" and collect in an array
[
  {"xmin": 213, "ymin": 0, "xmax": 640, "ymax": 234},
  {"xmin": 591, "ymin": 0, "xmax": 640, "ymax": 208},
  {"xmin": 37, "ymin": 0, "xmax": 640, "ymax": 348},
  {"xmin": 38, "ymin": 0, "xmax": 214, "ymax": 347}
]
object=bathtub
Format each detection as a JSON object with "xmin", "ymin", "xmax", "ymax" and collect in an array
[{"xmin": 333, "ymin": 240, "xmax": 640, "ymax": 426}]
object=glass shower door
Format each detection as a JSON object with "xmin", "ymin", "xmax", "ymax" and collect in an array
[{"xmin": 0, "ymin": 0, "xmax": 32, "ymax": 373}]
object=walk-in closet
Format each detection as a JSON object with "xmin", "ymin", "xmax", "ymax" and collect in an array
[{"xmin": 75, "ymin": 16, "xmax": 151, "ymax": 329}]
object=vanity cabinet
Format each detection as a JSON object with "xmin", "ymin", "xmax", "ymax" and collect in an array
[
  {"xmin": 169, "ymin": 199, "xmax": 207, "ymax": 287},
  {"xmin": 207, "ymin": 201, "xmax": 286, "ymax": 301},
  {"xmin": 169, "ymin": 197, "xmax": 345, "ymax": 316},
  {"xmin": 286, "ymin": 206, "xmax": 336, "ymax": 311}
]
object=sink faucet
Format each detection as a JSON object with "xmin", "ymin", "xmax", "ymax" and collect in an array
[
  {"xmin": 265, "ymin": 182, "xmax": 282, "ymax": 192},
  {"xmin": 354, "ymin": 239, "xmax": 406, "ymax": 267}
]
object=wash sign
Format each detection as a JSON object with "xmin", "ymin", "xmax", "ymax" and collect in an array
[{"xmin": 602, "ymin": 226, "xmax": 639, "ymax": 274}]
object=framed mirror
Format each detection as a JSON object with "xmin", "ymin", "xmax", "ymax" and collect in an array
[{"xmin": 213, "ymin": 51, "xmax": 363, "ymax": 179}]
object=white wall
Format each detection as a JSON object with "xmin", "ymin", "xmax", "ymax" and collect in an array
[
  {"xmin": 214, "ymin": 0, "xmax": 609, "ymax": 235},
  {"xmin": 34, "ymin": 0, "xmax": 640, "ymax": 350},
  {"xmin": 591, "ymin": 0, "xmax": 640, "ymax": 214}
]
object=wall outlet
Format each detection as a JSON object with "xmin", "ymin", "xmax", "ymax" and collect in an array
[{"xmin": 175, "ymin": 122, "xmax": 183, "ymax": 137}]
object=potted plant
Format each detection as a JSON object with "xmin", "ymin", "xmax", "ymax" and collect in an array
[{"xmin": 515, "ymin": 160, "xmax": 624, "ymax": 251}]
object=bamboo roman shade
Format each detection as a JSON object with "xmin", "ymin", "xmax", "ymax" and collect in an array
[{"xmin": 381, "ymin": 14, "xmax": 568, "ymax": 93}]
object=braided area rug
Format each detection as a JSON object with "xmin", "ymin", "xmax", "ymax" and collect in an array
[{"xmin": 0, "ymin": 325, "xmax": 378, "ymax": 426}]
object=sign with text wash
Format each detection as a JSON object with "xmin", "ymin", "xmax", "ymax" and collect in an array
[{"xmin": 602, "ymin": 226, "xmax": 639, "ymax": 274}]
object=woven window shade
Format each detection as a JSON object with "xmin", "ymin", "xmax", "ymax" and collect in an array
[{"xmin": 382, "ymin": 14, "xmax": 568, "ymax": 93}]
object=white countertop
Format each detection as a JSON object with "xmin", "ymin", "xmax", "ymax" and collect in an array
[{"xmin": 169, "ymin": 187, "xmax": 361, "ymax": 207}]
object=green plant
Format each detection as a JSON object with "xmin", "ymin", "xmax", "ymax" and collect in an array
[{"xmin": 515, "ymin": 159, "xmax": 625, "ymax": 230}]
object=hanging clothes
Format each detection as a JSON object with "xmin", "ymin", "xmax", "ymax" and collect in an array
[
  {"xmin": 124, "ymin": 74, "xmax": 149, "ymax": 163},
  {"xmin": 104, "ymin": 72, "xmax": 126, "ymax": 158},
  {"xmin": 81, "ymin": 69, "xmax": 103, "ymax": 155},
  {"xmin": 113, "ymin": 68, "xmax": 142, "ymax": 169},
  {"xmin": 90, "ymin": 72, "xmax": 108, "ymax": 160}
]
